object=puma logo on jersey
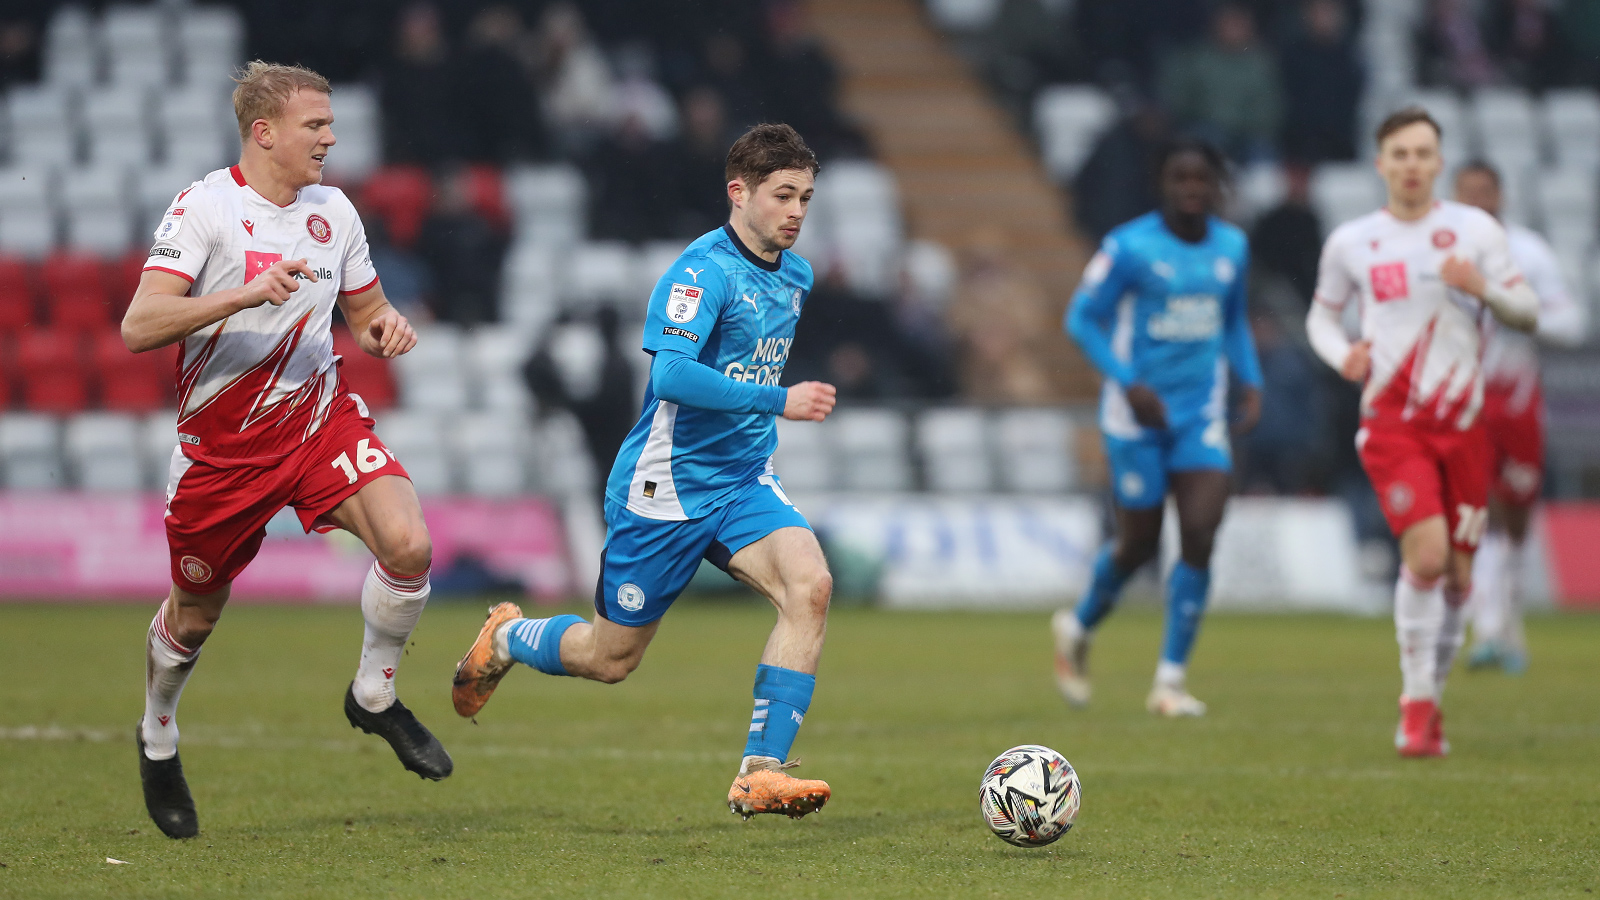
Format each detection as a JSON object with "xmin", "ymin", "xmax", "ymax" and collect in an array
[
  {"xmin": 684, "ymin": 267, "xmax": 704, "ymax": 283},
  {"xmin": 742, "ymin": 294, "xmax": 758, "ymax": 311}
]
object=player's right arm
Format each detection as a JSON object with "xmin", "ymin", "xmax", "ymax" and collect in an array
[
  {"xmin": 122, "ymin": 261, "xmax": 316, "ymax": 353},
  {"xmin": 1066, "ymin": 236, "xmax": 1165, "ymax": 427},
  {"xmin": 1305, "ymin": 226, "xmax": 1368, "ymax": 382}
]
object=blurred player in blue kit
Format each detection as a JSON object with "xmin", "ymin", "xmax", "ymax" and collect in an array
[
  {"xmin": 1053, "ymin": 139, "xmax": 1264, "ymax": 716},
  {"xmin": 452, "ymin": 124, "xmax": 839, "ymax": 819}
]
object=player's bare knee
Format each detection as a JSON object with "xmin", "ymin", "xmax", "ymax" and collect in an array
[
  {"xmin": 381, "ymin": 527, "xmax": 432, "ymax": 578},
  {"xmin": 1115, "ymin": 537, "xmax": 1158, "ymax": 571},
  {"xmin": 1406, "ymin": 548, "xmax": 1448, "ymax": 583},
  {"xmin": 1179, "ymin": 529, "xmax": 1216, "ymax": 567},
  {"xmin": 591, "ymin": 654, "xmax": 641, "ymax": 684},
  {"xmin": 785, "ymin": 567, "xmax": 832, "ymax": 620}
]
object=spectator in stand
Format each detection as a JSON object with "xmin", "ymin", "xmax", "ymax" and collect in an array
[
  {"xmin": 534, "ymin": 2, "xmax": 618, "ymax": 152},
  {"xmin": 0, "ymin": 10, "xmax": 38, "ymax": 88},
  {"xmin": 1158, "ymin": 3, "xmax": 1283, "ymax": 161},
  {"xmin": 361, "ymin": 214, "xmax": 432, "ymax": 321},
  {"xmin": 703, "ymin": 33, "xmax": 764, "ymax": 127},
  {"xmin": 454, "ymin": 5, "xmax": 546, "ymax": 163},
  {"xmin": 1236, "ymin": 316, "xmax": 1324, "ymax": 494},
  {"xmin": 948, "ymin": 232, "xmax": 1055, "ymax": 403},
  {"xmin": 612, "ymin": 43, "xmax": 680, "ymax": 143},
  {"xmin": 1564, "ymin": 0, "xmax": 1600, "ymax": 86},
  {"xmin": 1073, "ymin": 101, "xmax": 1170, "ymax": 240},
  {"xmin": 1417, "ymin": 0, "xmax": 1497, "ymax": 88},
  {"xmin": 977, "ymin": 0, "xmax": 1080, "ymax": 123},
  {"xmin": 675, "ymin": 87, "xmax": 736, "ymax": 237},
  {"xmin": 766, "ymin": 2, "xmax": 847, "ymax": 149},
  {"xmin": 1486, "ymin": 0, "xmax": 1566, "ymax": 89},
  {"xmin": 1250, "ymin": 160, "xmax": 1323, "ymax": 306},
  {"xmin": 1074, "ymin": 0, "xmax": 1211, "ymax": 90},
  {"xmin": 417, "ymin": 169, "xmax": 508, "ymax": 326},
  {"xmin": 1281, "ymin": 0, "xmax": 1363, "ymax": 162},
  {"xmin": 585, "ymin": 110, "xmax": 681, "ymax": 243},
  {"xmin": 523, "ymin": 307, "xmax": 638, "ymax": 502},
  {"xmin": 380, "ymin": 3, "xmax": 455, "ymax": 166}
]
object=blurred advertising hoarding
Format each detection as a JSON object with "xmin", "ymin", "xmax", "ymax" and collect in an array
[{"xmin": 0, "ymin": 493, "xmax": 570, "ymax": 601}]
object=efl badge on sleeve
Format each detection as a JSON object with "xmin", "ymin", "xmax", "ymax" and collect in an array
[
  {"xmin": 154, "ymin": 208, "xmax": 185, "ymax": 241},
  {"xmin": 667, "ymin": 283, "xmax": 703, "ymax": 323}
]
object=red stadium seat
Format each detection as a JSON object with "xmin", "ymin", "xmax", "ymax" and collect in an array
[
  {"xmin": 462, "ymin": 164, "xmax": 511, "ymax": 232},
  {"xmin": 107, "ymin": 250, "xmax": 148, "ymax": 319},
  {"xmin": 42, "ymin": 251, "xmax": 113, "ymax": 332},
  {"xmin": 0, "ymin": 256, "xmax": 36, "ymax": 333},
  {"xmin": 357, "ymin": 165, "xmax": 433, "ymax": 250},
  {"xmin": 332, "ymin": 331, "xmax": 396, "ymax": 410},
  {"xmin": 93, "ymin": 329, "xmax": 174, "ymax": 412},
  {"xmin": 16, "ymin": 329, "xmax": 88, "ymax": 413}
]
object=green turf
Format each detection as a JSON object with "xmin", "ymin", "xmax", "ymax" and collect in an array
[{"xmin": 0, "ymin": 600, "xmax": 1596, "ymax": 899}]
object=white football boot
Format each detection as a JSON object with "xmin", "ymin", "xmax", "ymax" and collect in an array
[
  {"xmin": 1051, "ymin": 609, "xmax": 1092, "ymax": 707},
  {"xmin": 1146, "ymin": 683, "xmax": 1207, "ymax": 717}
]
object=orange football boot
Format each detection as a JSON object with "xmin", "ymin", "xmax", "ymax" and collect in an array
[
  {"xmin": 451, "ymin": 602, "xmax": 523, "ymax": 718},
  {"xmin": 728, "ymin": 759, "xmax": 830, "ymax": 820}
]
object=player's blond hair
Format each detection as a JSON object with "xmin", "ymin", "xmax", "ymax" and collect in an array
[{"xmin": 232, "ymin": 60, "xmax": 332, "ymax": 140}]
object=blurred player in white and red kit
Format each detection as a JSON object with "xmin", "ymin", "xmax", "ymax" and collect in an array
[
  {"xmin": 1453, "ymin": 162, "xmax": 1587, "ymax": 674},
  {"xmin": 121, "ymin": 62, "xmax": 449, "ymax": 839},
  {"xmin": 1306, "ymin": 108, "xmax": 1539, "ymax": 757}
]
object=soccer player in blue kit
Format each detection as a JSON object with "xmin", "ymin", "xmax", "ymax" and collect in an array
[
  {"xmin": 1052, "ymin": 139, "xmax": 1264, "ymax": 717},
  {"xmin": 452, "ymin": 124, "xmax": 840, "ymax": 819}
]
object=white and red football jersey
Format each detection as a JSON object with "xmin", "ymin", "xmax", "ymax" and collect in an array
[
  {"xmin": 143, "ymin": 165, "xmax": 380, "ymax": 465},
  {"xmin": 1480, "ymin": 223, "xmax": 1586, "ymax": 407},
  {"xmin": 1311, "ymin": 200, "xmax": 1525, "ymax": 431}
]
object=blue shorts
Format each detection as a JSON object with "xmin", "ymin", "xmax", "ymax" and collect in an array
[
  {"xmin": 1105, "ymin": 416, "xmax": 1231, "ymax": 510},
  {"xmin": 595, "ymin": 472, "xmax": 812, "ymax": 626}
]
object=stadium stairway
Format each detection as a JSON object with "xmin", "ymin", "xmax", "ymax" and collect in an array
[{"xmin": 806, "ymin": 0, "xmax": 1097, "ymax": 400}]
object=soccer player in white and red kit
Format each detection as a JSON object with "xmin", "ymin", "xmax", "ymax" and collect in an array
[
  {"xmin": 121, "ymin": 62, "xmax": 448, "ymax": 838},
  {"xmin": 1305, "ymin": 108, "xmax": 1539, "ymax": 757},
  {"xmin": 1453, "ymin": 162, "xmax": 1587, "ymax": 673}
]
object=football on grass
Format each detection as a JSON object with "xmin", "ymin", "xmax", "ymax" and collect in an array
[{"xmin": 980, "ymin": 744, "xmax": 1081, "ymax": 847}]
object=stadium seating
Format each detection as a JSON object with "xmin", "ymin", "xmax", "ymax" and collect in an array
[
  {"xmin": 774, "ymin": 417, "xmax": 834, "ymax": 493},
  {"xmin": 917, "ymin": 407, "xmax": 993, "ymax": 492},
  {"xmin": 330, "ymin": 332, "xmax": 397, "ymax": 412},
  {"xmin": 140, "ymin": 408, "xmax": 178, "ymax": 486},
  {"xmin": 95, "ymin": 330, "xmax": 175, "ymax": 413},
  {"xmin": 831, "ymin": 408, "xmax": 913, "ymax": 492},
  {"xmin": 65, "ymin": 411, "xmax": 142, "ymax": 490},
  {"xmin": 357, "ymin": 166, "xmax": 433, "ymax": 250},
  {"xmin": 16, "ymin": 330, "xmax": 88, "ymax": 413},
  {"xmin": 0, "ymin": 412, "xmax": 64, "ymax": 488},
  {"xmin": 1034, "ymin": 85, "xmax": 1118, "ymax": 184},
  {"xmin": 451, "ymin": 411, "xmax": 530, "ymax": 496},
  {"xmin": 0, "ymin": 256, "xmax": 34, "ymax": 332},
  {"xmin": 995, "ymin": 408, "xmax": 1076, "ymax": 493}
]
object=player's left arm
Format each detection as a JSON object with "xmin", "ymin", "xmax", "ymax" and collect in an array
[
  {"xmin": 1441, "ymin": 220, "xmax": 1537, "ymax": 332},
  {"xmin": 334, "ymin": 203, "xmax": 415, "ymax": 358},
  {"xmin": 1522, "ymin": 235, "xmax": 1587, "ymax": 346},
  {"xmin": 337, "ymin": 282, "xmax": 417, "ymax": 359},
  {"xmin": 1222, "ymin": 245, "xmax": 1264, "ymax": 434}
]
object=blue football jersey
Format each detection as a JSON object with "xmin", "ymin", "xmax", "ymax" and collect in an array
[
  {"xmin": 606, "ymin": 225, "xmax": 813, "ymax": 520},
  {"xmin": 1067, "ymin": 211, "xmax": 1262, "ymax": 439}
]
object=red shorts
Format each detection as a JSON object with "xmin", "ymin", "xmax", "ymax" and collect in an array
[
  {"xmin": 1480, "ymin": 382, "xmax": 1544, "ymax": 506},
  {"xmin": 163, "ymin": 394, "xmax": 409, "ymax": 591},
  {"xmin": 1357, "ymin": 418, "xmax": 1491, "ymax": 552}
]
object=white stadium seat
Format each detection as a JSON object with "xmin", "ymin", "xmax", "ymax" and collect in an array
[
  {"xmin": 917, "ymin": 407, "xmax": 992, "ymax": 492},
  {"xmin": 136, "ymin": 164, "xmax": 203, "ymax": 233},
  {"xmin": 505, "ymin": 164, "xmax": 586, "ymax": 248},
  {"xmin": 564, "ymin": 241, "xmax": 636, "ymax": 307},
  {"xmin": 1471, "ymin": 87, "xmax": 1539, "ymax": 171},
  {"xmin": 103, "ymin": 6, "xmax": 171, "ymax": 88},
  {"xmin": 65, "ymin": 412, "xmax": 143, "ymax": 490},
  {"xmin": 5, "ymin": 86, "xmax": 76, "ymax": 168},
  {"xmin": 1401, "ymin": 89, "xmax": 1470, "ymax": 166},
  {"xmin": 176, "ymin": 6, "xmax": 245, "ymax": 86},
  {"xmin": 831, "ymin": 408, "xmax": 911, "ymax": 492},
  {"xmin": 1543, "ymin": 89, "xmax": 1600, "ymax": 171},
  {"xmin": 466, "ymin": 325, "xmax": 536, "ymax": 413},
  {"xmin": 1537, "ymin": 168, "xmax": 1598, "ymax": 246},
  {"xmin": 374, "ymin": 411, "xmax": 452, "ymax": 495},
  {"xmin": 995, "ymin": 408, "xmax": 1076, "ymax": 493},
  {"xmin": 927, "ymin": 0, "xmax": 1002, "ymax": 31},
  {"xmin": 0, "ymin": 413, "xmax": 64, "ymax": 490},
  {"xmin": 324, "ymin": 84, "xmax": 380, "ymax": 182},
  {"xmin": 774, "ymin": 417, "xmax": 833, "ymax": 493},
  {"xmin": 1311, "ymin": 163, "xmax": 1385, "ymax": 232},
  {"xmin": 0, "ymin": 206, "xmax": 58, "ymax": 259},
  {"xmin": 451, "ymin": 412, "xmax": 530, "ymax": 496},
  {"xmin": 1034, "ymin": 85, "xmax": 1118, "ymax": 183},
  {"xmin": 61, "ymin": 167, "xmax": 133, "ymax": 254},
  {"xmin": 501, "ymin": 242, "xmax": 562, "ymax": 332},
  {"xmin": 141, "ymin": 409, "xmax": 179, "ymax": 487},
  {"xmin": 636, "ymin": 239, "xmax": 689, "ymax": 299},
  {"xmin": 528, "ymin": 411, "xmax": 595, "ymax": 497},
  {"xmin": 391, "ymin": 324, "xmax": 469, "ymax": 412}
]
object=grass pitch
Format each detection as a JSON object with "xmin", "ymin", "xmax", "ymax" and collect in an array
[{"xmin": 0, "ymin": 600, "xmax": 1596, "ymax": 899}]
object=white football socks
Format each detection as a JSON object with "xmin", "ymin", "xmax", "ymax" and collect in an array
[
  {"xmin": 1154, "ymin": 660, "xmax": 1187, "ymax": 691},
  {"xmin": 1503, "ymin": 539, "xmax": 1528, "ymax": 653},
  {"xmin": 1394, "ymin": 566, "xmax": 1443, "ymax": 701},
  {"xmin": 1436, "ymin": 588, "xmax": 1467, "ymax": 695},
  {"xmin": 352, "ymin": 562, "xmax": 430, "ymax": 714},
  {"xmin": 1470, "ymin": 530, "xmax": 1508, "ymax": 644},
  {"xmin": 142, "ymin": 600, "xmax": 200, "ymax": 761}
]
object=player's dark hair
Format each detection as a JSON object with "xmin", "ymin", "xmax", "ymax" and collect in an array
[
  {"xmin": 1375, "ymin": 106, "xmax": 1442, "ymax": 147},
  {"xmin": 725, "ymin": 124, "xmax": 821, "ymax": 199},
  {"xmin": 1155, "ymin": 137, "xmax": 1227, "ymax": 184},
  {"xmin": 1456, "ymin": 159, "xmax": 1501, "ymax": 188}
]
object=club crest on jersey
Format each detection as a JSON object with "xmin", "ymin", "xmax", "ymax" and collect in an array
[
  {"xmin": 1370, "ymin": 261, "xmax": 1408, "ymax": 302},
  {"xmin": 154, "ymin": 208, "xmax": 185, "ymax": 241},
  {"xmin": 179, "ymin": 555, "xmax": 212, "ymax": 584},
  {"xmin": 306, "ymin": 213, "xmax": 332, "ymax": 244},
  {"xmin": 791, "ymin": 288, "xmax": 803, "ymax": 313},
  {"xmin": 1214, "ymin": 257, "xmax": 1235, "ymax": 283},
  {"xmin": 1432, "ymin": 228, "xmax": 1456, "ymax": 249},
  {"xmin": 667, "ymin": 283, "xmax": 702, "ymax": 323},
  {"xmin": 1387, "ymin": 482, "xmax": 1414, "ymax": 514}
]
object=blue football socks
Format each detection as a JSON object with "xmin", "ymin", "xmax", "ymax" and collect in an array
[
  {"xmin": 743, "ymin": 664, "xmax": 815, "ymax": 761},
  {"xmin": 504, "ymin": 615, "xmax": 584, "ymax": 676},
  {"xmin": 1161, "ymin": 561, "xmax": 1212, "ymax": 665},
  {"xmin": 1075, "ymin": 546, "xmax": 1133, "ymax": 631}
]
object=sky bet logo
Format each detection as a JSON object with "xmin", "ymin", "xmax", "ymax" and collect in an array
[{"xmin": 723, "ymin": 336, "xmax": 792, "ymax": 385}]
